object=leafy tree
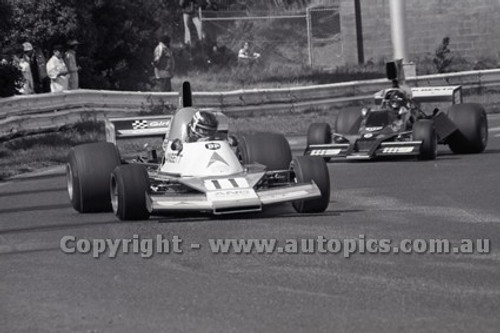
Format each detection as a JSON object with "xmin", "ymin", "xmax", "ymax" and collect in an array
[{"xmin": 3, "ymin": 0, "xmax": 78, "ymax": 52}]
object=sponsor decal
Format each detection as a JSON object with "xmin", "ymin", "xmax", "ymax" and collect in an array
[
  {"xmin": 130, "ymin": 119, "xmax": 171, "ymax": 130},
  {"xmin": 149, "ymin": 120, "xmax": 171, "ymax": 127},
  {"xmin": 165, "ymin": 152, "xmax": 180, "ymax": 163},
  {"xmin": 205, "ymin": 143, "xmax": 221, "ymax": 150},
  {"xmin": 310, "ymin": 149, "xmax": 341, "ymax": 156},
  {"xmin": 207, "ymin": 188, "xmax": 257, "ymax": 201},
  {"xmin": 213, "ymin": 189, "xmax": 252, "ymax": 198},
  {"xmin": 364, "ymin": 133, "xmax": 373, "ymax": 138},
  {"xmin": 365, "ymin": 126, "xmax": 383, "ymax": 132},
  {"xmin": 382, "ymin": 147, "xmax": 414, "ymax": 153},
  {"xmin": 207, "ymin": 152, "xmax": 229, "ymax": 168}
]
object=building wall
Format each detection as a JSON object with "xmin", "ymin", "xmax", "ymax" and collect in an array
[{"xmin": 339, "ymin": 0, "xmax": 500, "ymax": 65}]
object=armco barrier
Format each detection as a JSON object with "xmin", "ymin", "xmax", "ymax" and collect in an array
[{"xmin": 1, "ymin": 69, "xmax": 500, "ymax": 139}]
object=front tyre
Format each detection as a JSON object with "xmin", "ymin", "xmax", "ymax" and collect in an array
[
  {"xmin": 447, "ymin": 103, "xmax": 488, "ymax": 154},
  {"xmin": 306, "ymin": 123, "xmax": 332, "ymax": 162},
  {"xmin": 111, "ymin": 164, "xmax": 150, "ymax": 221},
  {"xmin": 291, "ymin": 156, "xmax": 330, "ymax": 213},
  {"xmin": 67, "ymin": 142, "xmax": 120, "ymax": 213},
  {"xmin": 413, "ymin": 120, "xmax": 437, "ymax": 160}
]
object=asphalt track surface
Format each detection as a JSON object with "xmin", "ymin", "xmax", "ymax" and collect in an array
[{"xmin": 1, "ymin": 114, "xmax": 500, "ymax": 333}]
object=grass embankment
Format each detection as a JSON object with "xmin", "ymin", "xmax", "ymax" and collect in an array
[
  {"xmin": 0, "ymin": 122, "xmax": 104, "ymax": 180},
  {"xmin": 174, "ymin": 62, "xmax": 385, "ymax": 91}
]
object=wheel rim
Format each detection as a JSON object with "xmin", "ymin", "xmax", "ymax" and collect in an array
[
  {"xmin": 66, "ymin": 164, "xmax": 74, "ymax": 201},
  {"xmin": 145, "ymin": 192, "xmax": 152, "ymax": 213},
  {"xmin": 110, "ymin": 176, "xmax": 119, "ymax": 215}
]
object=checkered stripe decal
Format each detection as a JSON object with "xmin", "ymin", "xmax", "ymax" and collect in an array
[{"xmin": 132, "ymin": 120, "xmax": 148, "ymax": 129}]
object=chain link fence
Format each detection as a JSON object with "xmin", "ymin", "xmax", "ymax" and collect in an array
[{"xmin": 200, "ymin": 6, "xmax": 341, "ymax": 69}]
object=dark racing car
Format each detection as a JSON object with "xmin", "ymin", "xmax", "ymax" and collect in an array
[{"xmin": 304, "ymin": 62, "xmax": 488, "ymax": 161}]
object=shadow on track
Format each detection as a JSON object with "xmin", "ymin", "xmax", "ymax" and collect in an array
[
  {"xmin": 0, "ymin": 187, "xmax": 66, "ymax": 198},
  {"xmin": 0, "ymin": 219, "xmax": 126, "ymax": 235},
  {"xmin": 155, "ymin": 208, "xmax": 364, "ymax": 224},
  {"xmin": 0, "ymin": 244, "xmax": 61, "ymax": 256},
  {"xmin": 6, "ymin": 171, "xmax": 65, "ymax": 183},
  {"xmin": 0, "ymin": 203, "xmax": 71, "ymax": 215}
]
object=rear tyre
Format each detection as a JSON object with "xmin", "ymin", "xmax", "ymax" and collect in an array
[
  {"xmin": 67, "ymin": 142, "xmax": 120, "ymax": 213},
  {"xmin": 413, "ymin": 120, "xmax": 437, "ymax": 160},
  {"xmin": 291, "ymin": 156, "xmax": 330, "ymax": 213},
  {"xmin": 447, "ymin": 103, "xmax": 488, "ymax": 154},
  {"xmin": 237, "ymin": 132, "xmax": 292, "ymax": 170},
  {"xmin": 306, "ymin": 123, "xmax": 332, "ymax": 162},
  {"xmin": 335, "ymin": 109, "xmax": 362, "ymax": 135},
  {"xmin": 111, "ymin": 164, "xmax": 150, "ymax": 221}
]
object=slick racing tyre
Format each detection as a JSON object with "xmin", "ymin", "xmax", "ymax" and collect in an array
[
  {"xmin": 413, "ymin": 119, "xmax": 437, "ymax": 160},
  {"xmin": 306, "ymin": 123, "xmax": 332, "ymax": 162},
  {"xmin": 67, "ymin": 142, "xmax": 121, "ymax": 213},
  {"xmin": 237, "ymin": 132, "xmax": 292, "ymax": 171},
  {"xmin": 335, "ymin": 109, "xmax": 362, "ymax": 135},
  {"xmin": 447, "ymin": 103, "xmax": 488, "ymax": 154},
  {"xmin": 111, "ymin": 164, "xmax": 150, "ymax": 221},
  {"xmin": 290, "ymin": 156, "xmax": 330, "ymax": 213}
]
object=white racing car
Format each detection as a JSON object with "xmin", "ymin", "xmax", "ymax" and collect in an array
[{"xmin": 67, "ymin": 82, "xmax": 330, "ymax": 220}]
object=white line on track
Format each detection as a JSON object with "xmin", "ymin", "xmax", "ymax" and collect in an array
[{"xmin": 489, "ymin": 126, "xmax": 500, "ymax": 132}]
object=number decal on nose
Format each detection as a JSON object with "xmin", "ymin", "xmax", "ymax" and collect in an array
[{"xmin": 204, "ymin": 178, "xmax": 249, "ymax": 190}]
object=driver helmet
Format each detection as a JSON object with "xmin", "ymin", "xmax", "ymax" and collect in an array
[
  {"xmin": 388, "ymin": 90, "xmax": 407, "ymax": 111},
  {"xmin": 187, "ymin": 110, "xmax": 218, "ymax": 141}
]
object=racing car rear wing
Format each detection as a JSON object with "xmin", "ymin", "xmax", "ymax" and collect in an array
[
  {"xmin": 410, "ymin": 86, "xmax": 463, "ymax": 104},
  {"xmin": 105, "ymin": 109, "xmax": 230, "ymax": 144},
  {"xmin": 374, "ymin": 85, "xmax": 463, "ymax": 105},
  {"xmin": 105, "ymin": 115, "xmax": 174, "ymax": 143}
]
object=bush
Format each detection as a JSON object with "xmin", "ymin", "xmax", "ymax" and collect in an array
[{"xmin": 0, "ymin": 61, "xmax": 22, "ymax": 97}]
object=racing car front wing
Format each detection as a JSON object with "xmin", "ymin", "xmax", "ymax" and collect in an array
[
  {"xmin": 305, "ymin": 140, "xmax": 422, "ymax": 160},
  {"xmin": 148, "ymin": 182, "xmax": 321, "ymax": 215}
]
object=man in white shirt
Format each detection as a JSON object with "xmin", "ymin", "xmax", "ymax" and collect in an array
[
  {"xmin": 18, "ymin": 45, "xmax": 34, "ymax": 95},
  {"xmin": 46, "ymin": 45, "xmax": 69, "ymax": 92}
]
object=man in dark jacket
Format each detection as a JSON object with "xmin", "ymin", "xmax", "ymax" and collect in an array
[{"xmin": 22, "ymin": 42, "xmax": 49, "ymax": 93}]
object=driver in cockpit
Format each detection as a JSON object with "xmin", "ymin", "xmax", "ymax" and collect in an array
[
  {"xmin": 385, "ymin": 89, "xmax": 414, "ymax": 131},
  {"xmin": 186, "ymin": 110, "xmax": 219, "ymax": 142}
]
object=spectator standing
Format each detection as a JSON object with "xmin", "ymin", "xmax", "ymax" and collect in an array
[
  {"xmin": 238, "ymin": 42, "xmax": 260, "ymax": 64},
  {"xmin": 153, "ymin": 35, "xmax": 175, "ymax": 92},
  {"xmin": 17, "ymin": 45, "xmax": 34, "ymax": 95},
  {"xmin": 180, "ymin": 0, "xmax": 204, "ymax": 46},
  {"xmin": 64, "ymin": 39, "xmax": 80, "ymax": 90},
  {"xmin": 23, "ymin": 42, "xmax": 49, "ymax": 93},
  {"xmin": 46, "ymin": 45, "xmax": 69, "ymax": 92}
]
